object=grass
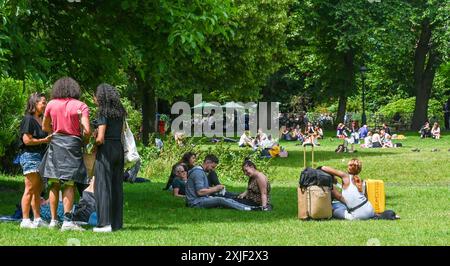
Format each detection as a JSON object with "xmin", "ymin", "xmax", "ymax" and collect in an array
[{"xmin": 0, "ymin": 131, "xmax": 449, "ymax": 246}]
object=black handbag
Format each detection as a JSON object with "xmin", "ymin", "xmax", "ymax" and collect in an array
[{"xmin": 299, "ymin": 167, "xmax": 334, "ymax": 189}]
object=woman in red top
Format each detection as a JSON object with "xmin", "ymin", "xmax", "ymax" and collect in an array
[{"xmin": 41, "ymin": 77, "xmax": 91, "ymax": 231}]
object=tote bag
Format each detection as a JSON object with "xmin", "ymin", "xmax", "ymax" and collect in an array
[{"xmin": 122, "ymin": 119, "xmax": 140, "ymax": 168}]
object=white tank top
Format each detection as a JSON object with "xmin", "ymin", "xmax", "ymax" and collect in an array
[{"xmin": 342, "ymin": 175, "xmax": 368, "ymax": 209}]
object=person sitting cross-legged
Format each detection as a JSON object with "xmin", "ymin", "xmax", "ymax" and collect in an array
[
  {"xmin": 185, "ymin": 154, "xmax": 253, "ymax": 211},
  {"xmin": 420, "ymin": 121, "xmax": 432, "ymax": 138}
]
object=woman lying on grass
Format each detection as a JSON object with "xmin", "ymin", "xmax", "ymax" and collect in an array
[{"xmin": 321, "ymin": 159, "xmax": 375, "ymax": 220}]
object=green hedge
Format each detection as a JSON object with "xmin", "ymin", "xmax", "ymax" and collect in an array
[{"xmin": 0, "ymin": 78, "xmax": 28, "ymax": 157}]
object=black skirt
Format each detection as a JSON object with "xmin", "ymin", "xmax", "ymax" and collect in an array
[{"xmin": 39, "ymin": 134, "xmax": 88, "ymax": 184}]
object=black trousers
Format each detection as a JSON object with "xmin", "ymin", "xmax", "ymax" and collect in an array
[{"xmin": 94, "ymin": 140, "xmax": 124, "ymax": 230}]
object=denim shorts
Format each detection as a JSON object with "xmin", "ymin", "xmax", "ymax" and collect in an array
[{"xmin": 19, "ymin": 152, "xmax": 43, "ymax": 175}]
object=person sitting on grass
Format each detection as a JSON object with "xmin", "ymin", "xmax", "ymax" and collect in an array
[
  {"xmin": 281, "ymin": 126, "xmax": 291, "ymax": 141},
  {"xmin": 320, "ymin": 159, "xmax": 375, "ymax": 220},
  {"xmin": 260, "ymin": 134, "xmax": 275, "ymax": 149},
  {"xmin": 303, "ymin": 122, "xmax": 317, "ymax": 146},
  {"xmin": 7, "ymin": 178, "xmax": 97, "ymax": 226},
  {"xmin": 360, "ymin": 131, "xmax": 373, "ymax": 148},
  {"xmin": 289, "ymin": 127, "xmax": 299, "ymax": 141},
  {"xmin": 371, "ymin": 130, "xmax": 382, "ymax": 148},
  {"xmin": 349, "ymin": 121, "xmax": 360, "ymax": 144},
  {"xmin": 164, "ymin": 152, "xmax": 197, "ymax": 191},
  {"xmin": 431, "ymin": 122, "xmax": 440, "ymax": 139},
  {"xmin": 359, "ymin": 124, "xmax": 369, "ymax": 139},
  {"xmin": 238, "ymin": 131, "xmax": 256, "ymax": 149},
  {"xmin": 382, "ymin": 133, "xmax": 393, "ymax": 148},
  {"xmin": 336, "ymin": 123, "xmax": 348, "ymax": 139},
  {"xmin": 234, "ymin": 158, "xmax": 272, "ymax": 211},
  {"xmin": 296, "ymin": 128, "xmax": 305, "ymax": 144},
  {"xmin": 123, "ymin": 158, "xmax": 149, "ymax": 183},
  {"xmin": 380, "ymin": 129, "xmax": 392, "ymax": 148},
  {"xmin": 419, "ymin": 121, "xmax": 432, "ymax": 138},
  {"xmin": 171, "ymin": 163, "xmax": 188, "ymax": 198},
  {"xmin": 257, "ymin": 128, "xmax": 268, "ymax": 142},
  {"xmin": 185, "ymin": 154, "xmax": 253, "ymax": 211},
  {"xmin": 174, "ymin": 131, "xmax": 186, "ymax": 146},
  {"xmin": 382, "ymin": 123, "xmax": 392, "ymax": 136},
  {"xmin": 315, "ymin": 125, "xmax": 324, "ymax": 139}
]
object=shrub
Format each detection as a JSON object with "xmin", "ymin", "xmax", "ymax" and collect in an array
[
  {"xmin": 0, "ymin": 78, "xmax": 49, "ymax": 173},
  {"xmin": 0, "ymin": 78, "xmax": 28, "ymax": 157},
  {"xmin": 378, "ymin": 97, "xmax": 444, "ymax": 125},
  {"xmin": 122, "ymin": 97, "xmax": 141, "ymax": 137},
  {"xmin": 140, "ymin": 134, "xmax": 275, "ymax": 184}
]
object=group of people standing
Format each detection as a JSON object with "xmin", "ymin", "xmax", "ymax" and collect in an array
[{"xmin": 18, "ymin": 77, "xmax": 126, "ymax": 232}]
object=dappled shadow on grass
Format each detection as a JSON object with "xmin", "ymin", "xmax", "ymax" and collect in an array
[
  {"xmin": 0, "ymin": 177, "xmax": 303, "ymax": 226},
  {"xmin": 123, "ymin": 181, "xmax": 304, "ymax": 226},
  {"xmin": 0, "ymin": 177, "xmax": 22, "ymax": 192}
]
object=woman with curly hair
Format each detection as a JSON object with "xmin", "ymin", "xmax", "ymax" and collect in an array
[
  {"xmin": 93, "ymin": 83, "xmax": 127, "ymax": 233},
  {"xmin": 41, "ymin": 77, "xmax": 91, "ymax": 231}
]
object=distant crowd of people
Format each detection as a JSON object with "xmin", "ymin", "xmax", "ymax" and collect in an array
[
  {"xmin": 335, "ymin": 122, "xmax": 398, "ymax": 151},
  {"xmin": 238, "ymin": 129, "xmax": 287, "ymax": 158},
  {"xmin": 280, "ymin": 122, "xmax": 324, "ymax": 146}
]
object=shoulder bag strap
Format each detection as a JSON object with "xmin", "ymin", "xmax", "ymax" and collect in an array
[{"xmin": 347, "ymin": 199, "xmax": 369, "ymax": 213}]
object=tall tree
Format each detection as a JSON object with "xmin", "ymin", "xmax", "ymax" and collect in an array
[
  {"xmin": 410, "ymin": 0, "xmax": 449, "ymax": 130},
  {"xmin": 288, "ymin": 0, "xmax": 385, "ymax": 124}
]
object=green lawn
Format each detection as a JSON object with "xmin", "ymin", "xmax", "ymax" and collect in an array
[{"xmin": 0, "ymin": 131, "xmax": 449, "ymax": 246}]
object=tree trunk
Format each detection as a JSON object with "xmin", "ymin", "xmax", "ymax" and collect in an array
[
  {"xmin": 336, "ymin": 50, "xmax": 355, "ymax": 125},
  {"xmin": 336, "ymin": 94, "xmax": 347, "ymax": 125},
  {"xmin": 139, "ymin": 76, "xmax": 157, "ymax": 146},
  {"xmin": 411, "ymin": 20, "xmax": 440, "ymax": 130}
]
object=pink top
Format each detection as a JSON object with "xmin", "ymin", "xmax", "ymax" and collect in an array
[{"xmin": 44, "ymin": 98, "xmax": 89, "ymax": 137}]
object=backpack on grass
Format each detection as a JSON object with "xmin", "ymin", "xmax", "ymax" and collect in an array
[{"xmin": 335, "ymin": 144, "xmax": 347, "ymax": 153}]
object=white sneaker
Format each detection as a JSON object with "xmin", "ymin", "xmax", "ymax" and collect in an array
[
  {"xmin": 20, "ymin": 219, "xmax": 37, "ymax": 229},
  {"xmin": 48, "ymin": 219, "xmax": 60, "ymax": 229},
  {"xmin": 33, "ymin": 218, "xmax": 49, "ymax": 228},
  {"xmin": 61, "ymin": 221, "xmax": 85, "ymax": 231},
  {"xmin": 93, "ymin": 225, "xmax": 112, "ymax": 233}
]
